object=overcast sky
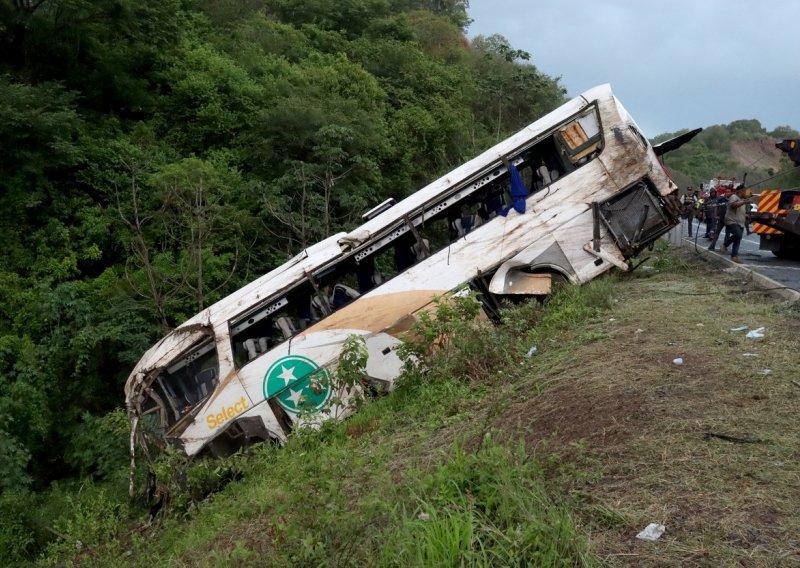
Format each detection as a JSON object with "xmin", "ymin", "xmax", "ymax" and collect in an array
[{"xmin": 467, "ymin": 0, "xmax": 799, "ymax": 137}]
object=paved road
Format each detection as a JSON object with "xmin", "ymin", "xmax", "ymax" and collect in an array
[{"xmin": 679, "ymin": 220, "xmax": 800, "ymax": 293}]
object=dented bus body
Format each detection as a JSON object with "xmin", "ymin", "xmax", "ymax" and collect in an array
[{"xmin": 125, "ymin": 84, "xmax": 682, "ymax": 460}]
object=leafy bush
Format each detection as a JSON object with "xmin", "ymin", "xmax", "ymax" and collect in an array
[
  {"xmin": 29, "ymin": 481, "xmax": 131, "ymax": 565},
  {"xmin": 398, "ymin": 288, "xmax": 483, "ymax": 364},
  {"xmin": 0, "ymin": 426, "xmax": 33, "ymax": 494},
  {"xmin": 395, "ymin": 289, "xmax": 524, "ymax": 391},
  {"xmin": 64, "ymin": 408, "xmax": 130, "ymax": 481},
  {"xmin": 0, "ymin": 492, "xmax": 37, "ymax": 565},
  {"xmin": 150, "ymin": 449, "xmax": 247, "ymax": 516}
]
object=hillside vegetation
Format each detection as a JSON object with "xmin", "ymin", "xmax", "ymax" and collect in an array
[{"xmin": 656, "ymin": 120, "xmax": 800, "ymax": 190}]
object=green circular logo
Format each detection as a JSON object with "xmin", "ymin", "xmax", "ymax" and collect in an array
[{"xmin": 263, "ymin": 355, "xmax": 332, "ymax": 415}]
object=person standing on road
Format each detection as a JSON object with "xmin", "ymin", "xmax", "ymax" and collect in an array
[
  {"xmin": 703, "ymin": 189, "xmax": 717, "ymax": 239},
  {"xmin": 708, "ymin": 189, "xmax": 729, "ymax": 251},
  {"xmin": 682, "ymin": 187, "xmax": 697, "ymax": 236},
  {"xmin": 721, "ymin": 185, "xmax": 751, "ymax": 264},
  {"xmin": 694, "ymin": 191, "xmax": 705, "ymax": 236}
]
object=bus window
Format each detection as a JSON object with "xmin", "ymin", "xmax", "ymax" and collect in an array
[
  {"xmin": 556, "ymin": 107, "xmax": 603, "ymax": 165},
  {"xmin": 477, "ymin": 184, "xmax": 507, "ymax": 219},
  {"xmin": 356, "ymin": 254, "xmax": 383, "ymax": 293},
  {"xmin": 229, "ymin": 286, "xmax": 317, "ymax": 368},
  {"xmin": 229, "ymin": 277, "xmax": 360, "ymax": 368},
  {"xmin": 351, "ymin": 106, "xmax": 605, "ymax": 269},
  {"xmin": 229, "ymin": 296, "xmax": 287, "ymax": 367},
  {"xmin": 143, "ymin": 339, "xmax": 219, "ymax": 429},
  {"xmin": 393, "ymin": 233, "xmax": 420, "ymax": 271}
]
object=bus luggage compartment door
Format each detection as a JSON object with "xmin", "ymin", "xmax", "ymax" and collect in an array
[{"xmin": 598, "ymin": 180, "xmax": 677, "ymax": 256}]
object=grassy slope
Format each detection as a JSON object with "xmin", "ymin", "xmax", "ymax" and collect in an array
[
  {"xmin": 510, "ymin": 249, "xmax": 800, "ymax": 566},
  {"xmin": 48, "ymin": 243, "xmax": 799, "ymax": 567}
]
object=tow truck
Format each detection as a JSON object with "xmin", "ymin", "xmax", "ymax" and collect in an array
[
  {"xmin": 750, "ymin": 139, "xmax": 800, "ymax": 259},
  {"xmin": 750, "ymin": 189, "xmax": 800, "ymax": 258}
]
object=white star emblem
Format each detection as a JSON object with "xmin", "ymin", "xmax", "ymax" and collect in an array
[
  {"xmin": 287, "ymin": 388, "xmax": 304, "ymax": 408},
  {"xmin": 277, "ymin": 365, "xmax": 297, "ymax": 385}
]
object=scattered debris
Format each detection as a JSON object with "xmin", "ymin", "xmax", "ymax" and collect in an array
[
  {"xmin": 672, "ymin": 358, "xmax": 684, "ymax": 365},
  {"xmin": 608, "ymin": 318, "xmax": 616, "ymax": 322},
  {"xmin": 525, "ymin": 346, "xmax": 538, "ymax": 358},
  {"xmin": 704, "ymin": 432, "xmax": 764, "ymax": 444},
  {"xmin": 742, "ymin": 353, "xmax": 759, "ymax": 357},
  {"xmin": 636, "ymin": 523, "xmax": 666, "ymax": 541},
  {"xmin": 696, "ymin": 323, "xmax": 704, "ymax": 327},
  {"xmin": 746, "ymin": 327, "xmax": 765, "ymax": 339},
  {"xmin": 759, "ymin": 369, "xmax": 772, "ymax": 376},
  {"xmin": 729, "ymin": 325, "xmax": 749, "ymax": 332}
]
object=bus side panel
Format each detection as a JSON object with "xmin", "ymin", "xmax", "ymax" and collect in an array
[
  {"xmin": 233, "ymin": 329, "xmax": 404, "ymax": 425},
  {"xmin": 179, "ymin": 373, "xmax": 252, "ymax": 455}
]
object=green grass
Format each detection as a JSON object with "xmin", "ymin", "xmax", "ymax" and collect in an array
[{"xmin": 13, "ymin": 244, "xmax": 800, "ymax": 567}]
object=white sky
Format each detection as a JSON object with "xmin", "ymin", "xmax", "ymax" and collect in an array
[{"xmin": 467, "ymin": 0, "xmax": 799, "ymax": 137}]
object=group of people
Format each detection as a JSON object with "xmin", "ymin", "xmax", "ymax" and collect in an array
[{"xmin": 681, "ymin": 183, "xmax": 753, "ymax": 264}]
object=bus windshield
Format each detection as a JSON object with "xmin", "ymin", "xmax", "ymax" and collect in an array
[{"xmin": 133, "ymin": 334, "xmax": 220, "ymax": 436}]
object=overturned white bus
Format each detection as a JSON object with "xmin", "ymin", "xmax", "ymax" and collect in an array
[{"xmin": 125, "ymin": 84, "xmax": 686, "ymax": 462}]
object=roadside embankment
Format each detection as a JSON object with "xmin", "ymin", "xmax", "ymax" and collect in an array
[{"xmin": 34, "ymin": 243, "xmax": 799, "ymax": 567}]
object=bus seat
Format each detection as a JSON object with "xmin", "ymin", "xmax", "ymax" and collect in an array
[
  {"xmin": 195, "ymin": 367, "xmax": 217, "ymax": 398},
  {"xmin": 537, "ymin": 164, "xmax": 551, "ymax": 185},
  {"xmin": 482, "ymin": 192, "xmax": 505, "ymax": 218},
  {"xmin": 275, "ymin": 316, "xmax": 300, "ymax": 340},
  {"xmin": 331, "ymin": 284, "xmax": 360, "ymax": 309},
  {"xmin": 310, "ymin": 293, "xmax": 328, "ymax": 319},
  {"xmin": 450, "ymin": 215, "xmax": 482, "ymax": 238},
  {"xmin": 357, "ymin": 271, "xmax": 384, "ymax": 294},
  {"xmin": 243, "ymin": 337, "xmax": 269, "ymax": 361},
  {"xmin": 410, "ymin": 238, "xmax": 430, "ymax": 262}
]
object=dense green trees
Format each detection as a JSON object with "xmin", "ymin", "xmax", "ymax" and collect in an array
[{"xmin": 0, "ymin": 2, "xmax": 566, "ymax": 558}]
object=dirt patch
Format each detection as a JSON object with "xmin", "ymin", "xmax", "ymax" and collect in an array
[
  {"xmin": 730, "ymin": 139, "xmax": 783, "ymax": 173},
  {"xmin": 490, "ymin": 362, "xmax": 645, "ymax": 454}
]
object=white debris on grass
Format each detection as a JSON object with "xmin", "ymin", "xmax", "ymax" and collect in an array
[
  {"xmin": 746, "ymin": 327, "xmax": 765, "ymax": 339},
  {"xmin": 672, "ymin": 358, "xmax": 684, "ymax": 365},
  {"xmin": 636, "ymin": 523, "xmax": 666, "ymax": 541}
]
